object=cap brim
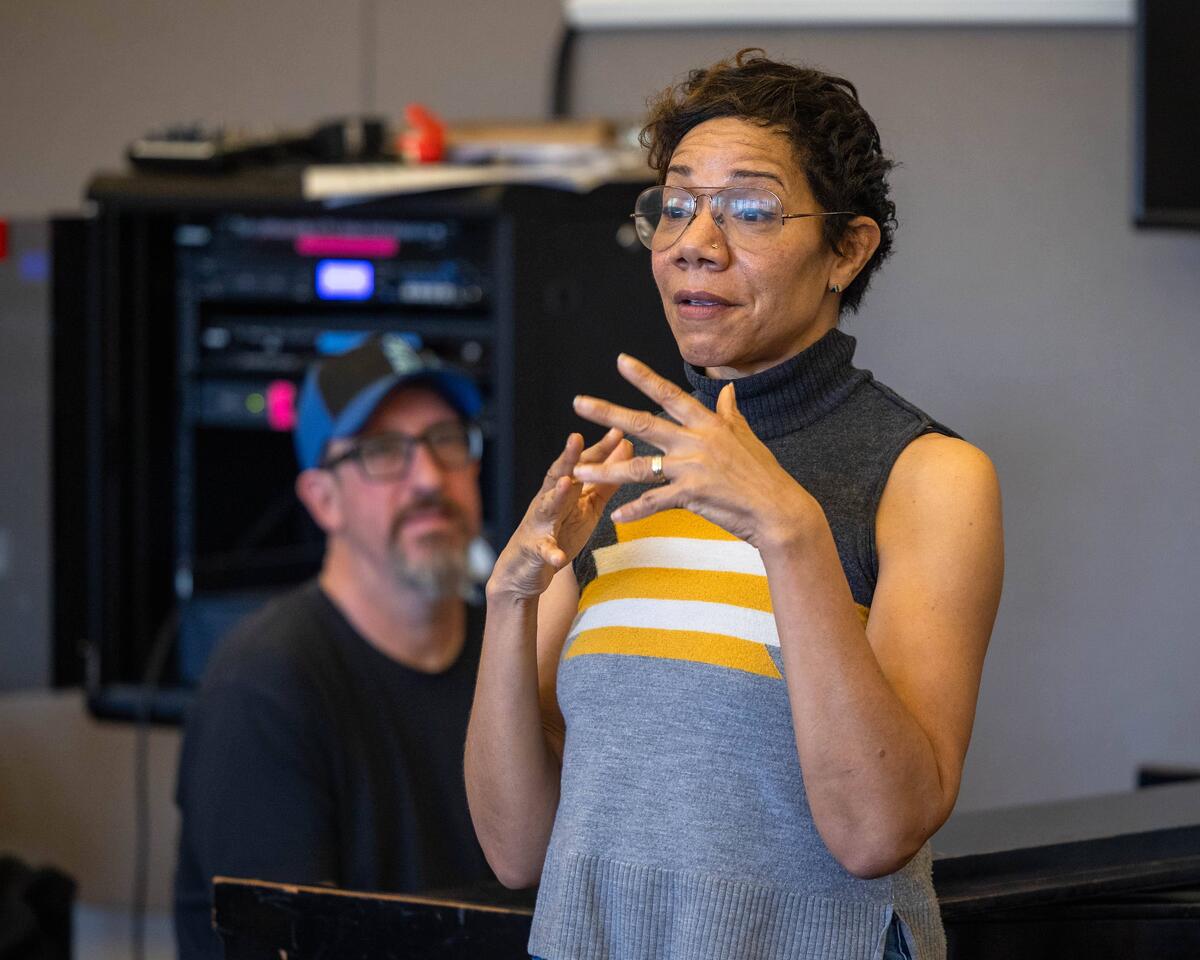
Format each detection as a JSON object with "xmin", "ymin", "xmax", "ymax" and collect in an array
[{"xmin": 327, "ymin": 369, "xmax": 483, "ymax": 445}]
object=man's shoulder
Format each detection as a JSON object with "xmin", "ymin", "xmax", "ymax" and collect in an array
[
  {"xmin": 229, "ymin": 580, "xmax": 327, "ymax": 638},
  {"xmin": 201, "ymin": 582, "xmax": 338, "ymax": 694}
]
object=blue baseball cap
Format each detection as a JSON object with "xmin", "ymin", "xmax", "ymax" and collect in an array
[{"xmin": 295, "ymin": 333, "xmax": 483, "ymax": 471}]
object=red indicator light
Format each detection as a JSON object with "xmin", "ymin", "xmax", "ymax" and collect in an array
[
  {"xmin": 0, "ymin": 220, "xmax": 8, "ymax": 261},
  {"xmin": 266, "ymin": 380, "xmax": 297, "ymax": 432},
  {"xmin": 294, "ymin": 234, "xmax": 399, "ymax": 258}
]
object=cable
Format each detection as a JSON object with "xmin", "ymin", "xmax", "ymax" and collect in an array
[
  {"xmin": 550, "ymin": 24, "xmax": 578, "ymax": 119},
  {"xmin": 360, "ymin": 0, "xmax": 378, "ymax": 113},
  {"xmin": 131, "ymin": 607, "xmax": 180, "ymax": 960}
]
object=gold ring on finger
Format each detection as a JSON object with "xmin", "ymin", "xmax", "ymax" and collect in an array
[{"xmin": 650, "ymin": 454, "xmax": 665, "ymax": 481}]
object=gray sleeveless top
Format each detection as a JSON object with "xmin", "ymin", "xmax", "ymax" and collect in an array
[{"xmin": 530, "ymin": 329, "xmax": 956, "ymax": 960}]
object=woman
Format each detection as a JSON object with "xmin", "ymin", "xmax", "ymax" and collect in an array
[{"xmin": 465, "ymin": 50, "xmax": 1003, "ymax": 960}]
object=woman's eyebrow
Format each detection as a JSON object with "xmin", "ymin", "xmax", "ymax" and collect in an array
[
  {"xmin": 665, "ymin": 163, "xmax": 787, "ymax": 189},
  {"xmin": 729, "ymin": 168, "xmax": 786, "ymax": 188}
]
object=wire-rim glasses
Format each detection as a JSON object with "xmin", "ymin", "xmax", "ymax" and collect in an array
[
  {"xmin": 630, "ymin": 185, "xmax": 856, "ymax": 252},
  {"xmin": 321, "ymin": 421, "xmax": 483, "ymax": 482}
]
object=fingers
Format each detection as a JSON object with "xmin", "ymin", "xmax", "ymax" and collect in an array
[
  {"xmin": 578, "ymin": 426, "xmax": 624, "ymax": 465},
  {"xmin": 573, "ymin": 354, "xmax": 713, "ymax": 441},
  {"xmin": 531, "ymin": 534, "xmax": 568, "ymax": 570},
  {"xmin": 572, "ymin": 437, "xmax": 635, "ymax": 504},
  {"xmin": 573, "ymin": 452, "xmax": 666, "ymax": 487},
  {"xmin": 716, "ymin": 381, "xmax": 743, "ymax": 421},
  {"xmin": 533, "ymin": 474, "xmax": 576, "ymax": 523},
  {"xmin": 573, "ymin": 394, "xmax": 677, "ymax": 445},
  {"xmin": 610, "ymin": 485, "xmax": 676, "ymax": 525},
  {"xmin": 607, "ymin": 437, "xmax": 634, "ymax": 463},
  {"xmin": 616, "ymin": 353, "xmax": 711, "ymax": 426},
  {"xmin": 541, "ymin": 433, "xmax": 584, "ymax": 492}
]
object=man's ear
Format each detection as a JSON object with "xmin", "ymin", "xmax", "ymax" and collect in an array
[
  {"xmin": 829, "ymin": 216, "xmax": 882, "ymax": 292},
  {"xmin": 295, "ymin": 468, "xmax": 342, "ymax": 534}
]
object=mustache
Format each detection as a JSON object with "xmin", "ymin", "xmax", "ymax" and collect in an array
[{"xmin": 389, "ymin": 493, "xmax": 468, "ymax": 539}]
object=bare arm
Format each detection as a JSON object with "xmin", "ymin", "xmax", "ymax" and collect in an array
[
  {"xmin": 762, "ymin": 433, "xmax": 1002, "ymax": 876},
  {"xmin": 573, "ymin": 356, "xmax": 1003, "ymax": 878},
  {"xmin": 464, "ymin": 430, "xmax": 629, "ymax": 888},
  {"xmin": 465, "ymin": 566, "xmax": 577, "ymax": 887}
]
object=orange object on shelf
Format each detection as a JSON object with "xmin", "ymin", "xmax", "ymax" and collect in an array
[{"xmin": 399, "ymin": 103, "xmax": 446, "ymax": 163}]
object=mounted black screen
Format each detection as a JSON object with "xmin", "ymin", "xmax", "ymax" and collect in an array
[{"xmin": 1136, "ymin": 0, "xmax": 1200, "ymax": 228}]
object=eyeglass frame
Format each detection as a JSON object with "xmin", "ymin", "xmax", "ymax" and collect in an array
[
  {"xmin": 319, "ymin": 420, "xmax": 484, "ymax": 482},
  {"xmin": 630, "ymin": 184, "xmax": 857, "ymax": 251}
]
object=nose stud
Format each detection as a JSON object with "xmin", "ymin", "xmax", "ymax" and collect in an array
[{"xmin": 710, "ymin": 242, "xmax": 719, "ymax": 249}]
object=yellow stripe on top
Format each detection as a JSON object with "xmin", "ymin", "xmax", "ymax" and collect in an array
[
  {"xmin": 564, "ymin": 626, "xmax": 782, "ymax": 678},
  {"xmin": 578, "ymin": 566, "xmax": 773, "ymax": 613},
  {"xmin": 565, "ymin": 509, "xmax": 869, "ymax": 679},
  {"xmin": 615, "ymin": 509, "xmax": 739, "ymax": 543}
]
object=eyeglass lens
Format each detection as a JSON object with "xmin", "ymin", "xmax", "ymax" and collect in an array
[
  {"xmin": 355, "ymin": 422, "xmax": 480, "ymax": 480},
  {"xmin": 633, "ymin": 186, "xmax": 784, "ymax": 251}
]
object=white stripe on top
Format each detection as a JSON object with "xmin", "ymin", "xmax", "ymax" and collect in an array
[
  {"xmin": 570, "ymin": 597, "xmax": 781, "ymax": 648},
  {"xmin": 593, "ymin": 537, "xmax": 766, "ymax": 578}
]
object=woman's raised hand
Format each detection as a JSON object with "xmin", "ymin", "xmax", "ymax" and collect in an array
[
  {"xmin": 487, "ymin": 427, "xmax": 631, "ymax": 601},
  {"xmin": 571, "ymin": 354, "xmax": 818, "ymax": 552}
]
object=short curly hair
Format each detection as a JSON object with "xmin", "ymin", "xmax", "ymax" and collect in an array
[{"xmin": 640, "ymin": 49, "xmax": 896, "ymax": 315}]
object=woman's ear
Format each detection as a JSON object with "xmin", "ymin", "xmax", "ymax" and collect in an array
[
  {"xmin": 829, "ymin": 216, "xmax": 882, "ymax": 291},
  {"xmin": 295, "ymin": 468, "xmax": 342, "ymax": 534}
]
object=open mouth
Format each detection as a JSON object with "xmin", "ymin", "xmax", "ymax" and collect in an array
[{"xmin": 675, "ymin": 290, "xmax": 732, "ymax": 308}]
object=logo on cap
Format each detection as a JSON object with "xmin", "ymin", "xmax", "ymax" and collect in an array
[{"xmin": 382, "ymin": 334, "xmax": 425, "ymax": 376}]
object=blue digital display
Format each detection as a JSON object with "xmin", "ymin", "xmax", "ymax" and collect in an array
[
  {"xmin": 315, "ymin": 259, "xmax": 374, "ymax": 300},
  {"xmin": 20, "ymin": 250, "xmax": 49, "ymax": 284}
]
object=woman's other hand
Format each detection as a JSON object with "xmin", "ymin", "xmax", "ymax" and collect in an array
[{"xmin": 487, "ymin": 428, "xmax": 631, "ymax": 601}]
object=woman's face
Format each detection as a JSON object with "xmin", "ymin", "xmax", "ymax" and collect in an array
[{"xmin": 651, "ymin": 116, "xmax": 841, "ymax": 379}]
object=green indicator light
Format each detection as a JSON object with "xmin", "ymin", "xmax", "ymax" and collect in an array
[{"xmin": 246, "ymin": 393, "xmax": 266, "ymax": 415}]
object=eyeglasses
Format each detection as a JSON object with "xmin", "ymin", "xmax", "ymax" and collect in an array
[
  {"xmin": 321, "ymin": 421, "xmax": 483, "ymax": 481},
  {"xmin": 630, "ymin": 185, "xmax": 856, "ymax": 252}
]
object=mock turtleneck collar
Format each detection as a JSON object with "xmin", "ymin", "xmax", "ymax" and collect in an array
[{"xmin": 683, "ymin": 328, "xmax": 869, "ymax": 441}]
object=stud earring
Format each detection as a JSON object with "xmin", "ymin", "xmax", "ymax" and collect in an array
[{"xmin": 830, "ymin": 283, "xmax": 842, "ymax": 294}]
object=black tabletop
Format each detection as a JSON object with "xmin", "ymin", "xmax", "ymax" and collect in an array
[
  {"xmin": 932, "ymin": 781, "xmax": 1200, "ymax": 915},
  {"xmin": 214, "ymin": 784, "xmax": 1200, "ymax": 956}
]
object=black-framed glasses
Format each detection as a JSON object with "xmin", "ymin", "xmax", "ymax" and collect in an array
[
  {"xmin": 630, "ymin": 185, "xmax": 856, "ymax": 251},
  {"xmin": 321, "ymin": 421, "xmax": 483, "ymax": 481}
]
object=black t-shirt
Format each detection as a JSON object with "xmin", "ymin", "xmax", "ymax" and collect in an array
[{"xmin": 173, "ymin": 581, "xmax": 492, "ymax": 959}]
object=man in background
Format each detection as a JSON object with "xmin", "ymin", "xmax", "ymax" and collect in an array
[{"xmin": 174, "ymin": 334, "xmax": 493, "ymax": 959}]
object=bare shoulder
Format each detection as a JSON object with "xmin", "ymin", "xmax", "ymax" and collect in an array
[
  {"xmin": 875, "ymin": 432, "xmax": 1003, "ymax": 588},
  {"xmin": 880, "ymin": 433, "xmax": 1000, "ymax": 524},
  {"xmin": 874, "ymin": 432, "xmax": 1003, "ymax": 626},
  {"xmin": 892, "ymin": 432, "xmax": 998, "ymax": 488}
]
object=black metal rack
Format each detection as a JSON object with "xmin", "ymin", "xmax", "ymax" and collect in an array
[{"xmin": 53, "ymin": 167, "xmax": 679, "ymax": 719}]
